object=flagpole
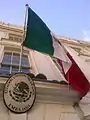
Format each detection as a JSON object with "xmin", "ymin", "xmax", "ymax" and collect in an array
[{"xmin": 19, "ymin": 4, "xmax": 29, "ymax": 72}]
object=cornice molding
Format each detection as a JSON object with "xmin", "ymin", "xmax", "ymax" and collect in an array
[
  {"xmin": 0, "ymin": 21, "xmax": 90, "ymax": 48},
  {"xmin": 0, "ymin": 24, "xmax": 23, "ymax": 34},
  {"xmin": 0, "ymin": 76, "xmax": 89, "ymax": 105},
  {"xmin": 0, "ymin": 76, "xmax": 80, "ymax": 105},
  {"xmin": 59, "ymin": 39, "xmax": 90, "ymax": 48}
]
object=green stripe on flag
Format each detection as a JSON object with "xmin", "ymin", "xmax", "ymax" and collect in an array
[{"xmin": 23, "ymin": 7, "xmax": 54, "ymax": 55}]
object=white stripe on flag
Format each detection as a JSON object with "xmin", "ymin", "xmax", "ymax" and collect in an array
[{"xmin": 52, "ymin": 38, "xmax": 72, "ymax": 73}]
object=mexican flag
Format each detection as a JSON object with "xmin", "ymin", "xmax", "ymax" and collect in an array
[
  {"xmin": 23, "ymin": 7, "xmax": 71, "ymax": 73},
  {"xmin": 23, "ymin": 7, "xmax": 90, "ymax": 97}
]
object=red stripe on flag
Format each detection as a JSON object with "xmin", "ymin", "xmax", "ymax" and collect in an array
[{"xmin": 57, "ymin": 52, "xmax": 90, "ymax": 97}]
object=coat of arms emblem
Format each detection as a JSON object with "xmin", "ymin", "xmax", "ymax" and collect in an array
[{"xmin": 3, "ymin": 73, "xmax": 36, "ymax": 113}]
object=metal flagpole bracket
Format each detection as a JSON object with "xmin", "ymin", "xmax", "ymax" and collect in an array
[{"xmin": 73, "ymin": 102, "xmax": 90, "ymax": 120}]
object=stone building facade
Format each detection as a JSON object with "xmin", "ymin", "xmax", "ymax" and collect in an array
[{"xmin": 0, "ymin": 21, "xmax": 90, "ymax": 120}]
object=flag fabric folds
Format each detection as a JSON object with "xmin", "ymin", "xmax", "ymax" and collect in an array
[
  {"xmin": 23, "ymin": 7, "xmax": 71, "ymax": 73},
  {"xmin": 57, "ymin": 48, "xmax": 90, "ymax": 97},
  {"xmin": 23, "ymin": 6, "xmax": 90, "ymax": 97},
  {"xmin": 24, "ymin": 7, "xmax": 54, "ymax": 55}
]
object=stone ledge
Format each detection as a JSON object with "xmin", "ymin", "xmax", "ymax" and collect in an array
[{"xmin": 0, "ymin": 76, "xmax": 80, "ymax": 105}]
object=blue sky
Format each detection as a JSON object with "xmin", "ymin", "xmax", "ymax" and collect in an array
[{"xmin": 0, "ymin": 0, "xmax": 90, "ymax": 41}]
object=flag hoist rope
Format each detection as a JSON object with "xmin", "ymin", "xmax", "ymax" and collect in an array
[{"xmin": 19, "ymin": 4, "xmax": 29, "ymax": 72}]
